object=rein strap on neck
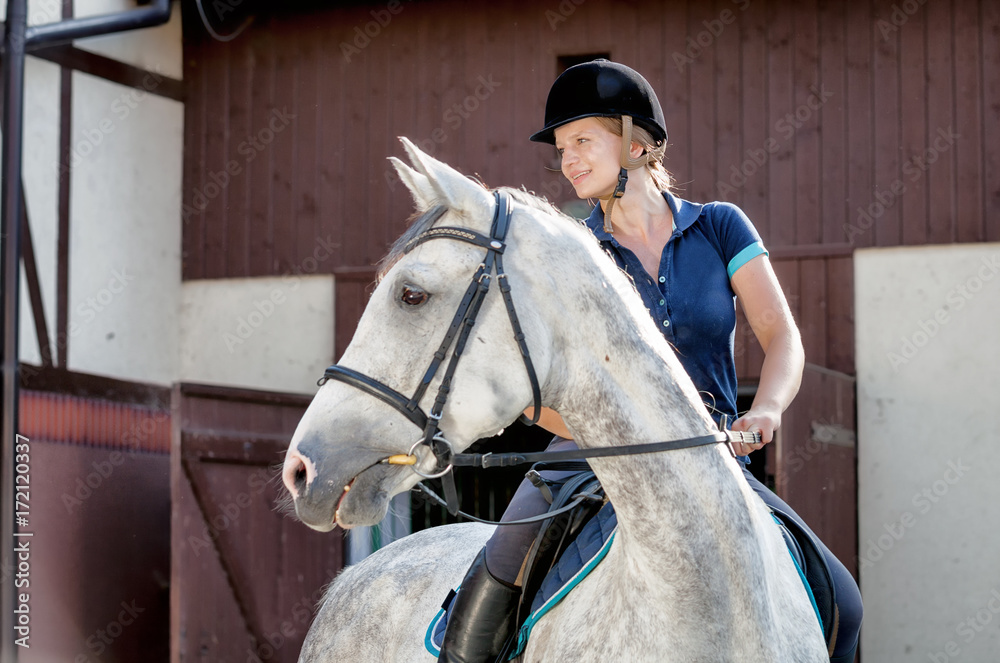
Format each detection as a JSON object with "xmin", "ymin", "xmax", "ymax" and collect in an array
[{"xmin": 451, "ymin": 430, "xmax": 760, "ymax": 469}]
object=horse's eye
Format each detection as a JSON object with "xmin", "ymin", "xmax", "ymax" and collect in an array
[{"xmin": 401, "ymin": 285, "xmax": 428, "ymax": 306}]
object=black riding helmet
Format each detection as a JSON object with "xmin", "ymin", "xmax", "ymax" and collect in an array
[
  {"xmin": 529, "ymin": 59, "xmax": 667, "ymax": 145},
  {"xmin": 531, "ymin": 60, "xmax": 667, "ymax": 233}
]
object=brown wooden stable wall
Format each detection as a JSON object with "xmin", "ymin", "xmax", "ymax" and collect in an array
[
  {"xmin": 15, "ymin": 378, "xmax": 172, "ymax": 663},
  {"xmin": 13, "ymin": 369, "xmax": 333, "ymax": 663},
  {"xmin": 181, "ymin": 0, "xmax": 999, "ymax": 570},
  {"xmin": 171, "ymin": 383, "xmax": 344, "ymax": 663}
]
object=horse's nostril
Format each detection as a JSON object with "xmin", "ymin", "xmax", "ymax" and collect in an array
[{"xmin": 283, "ymin": 453, "xmax": 311, "ymax": 499}]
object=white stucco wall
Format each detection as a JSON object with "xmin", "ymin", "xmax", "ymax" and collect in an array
[
  {"xmin": 18, "ymin": 55, "xmax": 61, "ymax": 367},
  {"xmin": 65, "ymin": 69, "xmax": 183, "ymax": 383},
  {"xmin": 13, "ymin": 1, "xmax": 334, "ymax": 395},
  {"xmin": 179, "ymin": 275, "xmax": 336, "ymax": 395},
  {"xmin": 856, "ymin": 244, "xmax": 1000, "ymax": 662},
  {"xmin": 14, "ymin": 1, "xmax": 183, "ymax": 385}
]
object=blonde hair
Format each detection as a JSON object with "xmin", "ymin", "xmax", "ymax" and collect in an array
[{"xmin": 594, "ymin": 116, "xmax": 674, "ymax": 193}]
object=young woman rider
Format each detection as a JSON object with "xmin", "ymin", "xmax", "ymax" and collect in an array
[{"xmin": 438, "ymin": 60, "xmax": 861, "ymax": 663}]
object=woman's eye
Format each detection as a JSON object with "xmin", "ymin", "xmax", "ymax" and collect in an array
[{"xmin": 401, "ymin": 285, "xmax": 429, "ymax": 306}]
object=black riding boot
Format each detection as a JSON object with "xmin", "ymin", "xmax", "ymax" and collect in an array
[{"xmin": 438, "ymin": 549, "xmax": 521, "ymax": 663}]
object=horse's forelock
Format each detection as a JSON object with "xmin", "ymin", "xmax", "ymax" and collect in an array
[{"xmin": 376, "ymin": 204, "xmax": 448, "ymax": 282}]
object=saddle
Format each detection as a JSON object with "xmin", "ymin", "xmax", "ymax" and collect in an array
[
  {"xmin": 429, "ymin": 465, "xmax": 839, "ymax": 661},
  {"xmin": 770, "ymin": 505, "xmax": 840, "ymax": 656}
]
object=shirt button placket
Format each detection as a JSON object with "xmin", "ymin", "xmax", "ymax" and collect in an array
[
  {"xmin": 661, "ymin": 242, "xmax": 674, "ymax": 332},
  {"xmin": 655, "ymin": 279, "xmax": 670, "ymax": 329}
]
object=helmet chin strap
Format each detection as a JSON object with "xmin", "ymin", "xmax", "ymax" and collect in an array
[{"xmin": 600, "ymin": 115, "xmax": 640, "ymax": 233}]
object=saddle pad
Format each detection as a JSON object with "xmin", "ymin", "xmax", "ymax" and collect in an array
[
  {"xmin": 425, "ymin": 504, "xmax": 829, "ymax": 659},
  {"xmin": 425, "ymin": 502, "xmax": 618, "ymax": 660},
  {"xmin": 425, "ymin": 593, "xmax": 450, "ymax": 657},
  {"xmin": 510, "ymin": 501, "xmax": 618, "ymax": 657},
  {"xmin": 506, "ymin": 509, "xmax": 824, "ymax": 656},
  {"xmin": 770, "ymin": 508, "xmax": 836, "ymax": 650}
]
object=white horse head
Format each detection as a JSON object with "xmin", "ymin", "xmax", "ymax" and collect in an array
[
  {"xmin": 284, "ymin": 140, "xmax": 828, "ymax": 662},
  {"xmin": 283, "ymin": 137, "xmax": 556, "ymax": 529}
]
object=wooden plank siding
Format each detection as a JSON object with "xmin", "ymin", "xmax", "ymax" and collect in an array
[
  {"xmin": 182, "ymin": 0, "xmax": 999, "ymax": 575},
  {"xmin": 170, "ymin": 383, "xmax": 343, "ymax": 663},
  {"xmin": 182, "ymin": 0, "xmax": 997, "ymax": 278}
]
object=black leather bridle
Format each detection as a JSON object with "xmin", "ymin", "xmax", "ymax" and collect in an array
[
  {"xmin": 318, "ymin": 191, "xmax": 542, "ymax": 509},
  {"xmin": 318, "ymin": 190, "xmax": 759, "ymax": 519}
]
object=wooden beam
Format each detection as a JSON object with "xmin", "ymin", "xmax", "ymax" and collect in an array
[
  {"xmin": 19, "ymin": 363, "xmax": 171, "ymax": 407},
  {"xmin": 178, "ymin": 381, "xmax": 313, "ymax": 408},
  {"xmin": 56, "ymin": 60, "xmax": 71, "ymax": 367},
  {"xmin": 19, "ymin": 184, "xmax": 52, "ymax": 367},
  {"xmin": 29, "ymin": 43, "xmax": 183, "ymax": 102}
]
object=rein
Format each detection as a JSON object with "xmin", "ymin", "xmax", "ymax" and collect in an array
[
  {"xmin": 318, "ymin": 189, "xmax": 760, "ymax": 522},
  {"xmin": 403, "ymin": 429, "xmax": 760, "ymax": 527},
  {"xmin": 445, "ymin": 429, "xmax": 759, "ymax": 468}
]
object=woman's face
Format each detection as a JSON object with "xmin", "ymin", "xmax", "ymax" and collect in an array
[{"xmin": 553, "ymin": 117, "xmax": 622, "ymax": 199}]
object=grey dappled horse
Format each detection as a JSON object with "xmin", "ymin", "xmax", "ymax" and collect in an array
[{"xmin": 281, "ymin": 139, "xmax": 827, "ymax": 662}]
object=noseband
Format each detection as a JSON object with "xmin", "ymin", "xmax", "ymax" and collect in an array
[{"xmin": 318, "ymin": 190, "xmax": 542, "ymax": 503}]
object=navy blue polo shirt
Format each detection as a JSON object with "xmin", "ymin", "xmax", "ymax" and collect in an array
[{"xmin": 585, "ymin": 192, "xmax": 766, "ymax": 423}]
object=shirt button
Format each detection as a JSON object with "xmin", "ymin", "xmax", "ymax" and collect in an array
[
  {"xmin": 659, "ymin": 299, "xmax": 665, "ymax": 306},
  {"xmin": 658, "ymin": 276, "xmax": 665, "ymax": 283},
  {"xmin": 663, "ymin": 320, "xmax": 670, "ymax": 327}
]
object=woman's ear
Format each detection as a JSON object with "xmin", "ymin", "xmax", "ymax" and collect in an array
[{"xmin": 630, "ymin": 140, "xmax": 645, "ymax": 160}]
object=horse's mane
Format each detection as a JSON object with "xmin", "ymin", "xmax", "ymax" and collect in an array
[
  {"xmin": 376, "ymin": 185, "xmax": 585, "ymax": 282},
  {"xmin": 499, "ymin": 186, "xmax": 585, "ymax": 229}
]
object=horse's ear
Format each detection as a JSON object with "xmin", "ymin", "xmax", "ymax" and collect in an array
[
  {"xmin": 397, "ymin": 137, "xmax": 493, "ymax": 215},
  {"xmin": 389, "ymin": 156, "xmax": 436, "ymax": 212}
]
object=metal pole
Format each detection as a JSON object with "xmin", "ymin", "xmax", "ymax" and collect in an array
[
  {"xmin": 0, "ymin": 0, "xmax": 27, "ymax": 659},
  {"xmin": 25, "ymin": 0, "xmax": 170, "ymax": 49}
]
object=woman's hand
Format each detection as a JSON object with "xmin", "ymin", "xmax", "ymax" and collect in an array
[{"xmin": 731, "ymin": 406, "xmax": 781, "ymax": 455}]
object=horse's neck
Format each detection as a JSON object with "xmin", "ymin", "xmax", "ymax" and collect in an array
[{"xmin": 552, "ymin": 294, "xmax": 759, "ymax": 583}]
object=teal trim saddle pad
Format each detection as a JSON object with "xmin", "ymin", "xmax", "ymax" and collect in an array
[
  {"xmin": 425, "ymin": 504, "xmax": 825, "ymax": 659},
  {"xmin": 425, "ymin": 501, "xmax": 618, "ymax": 659}
]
